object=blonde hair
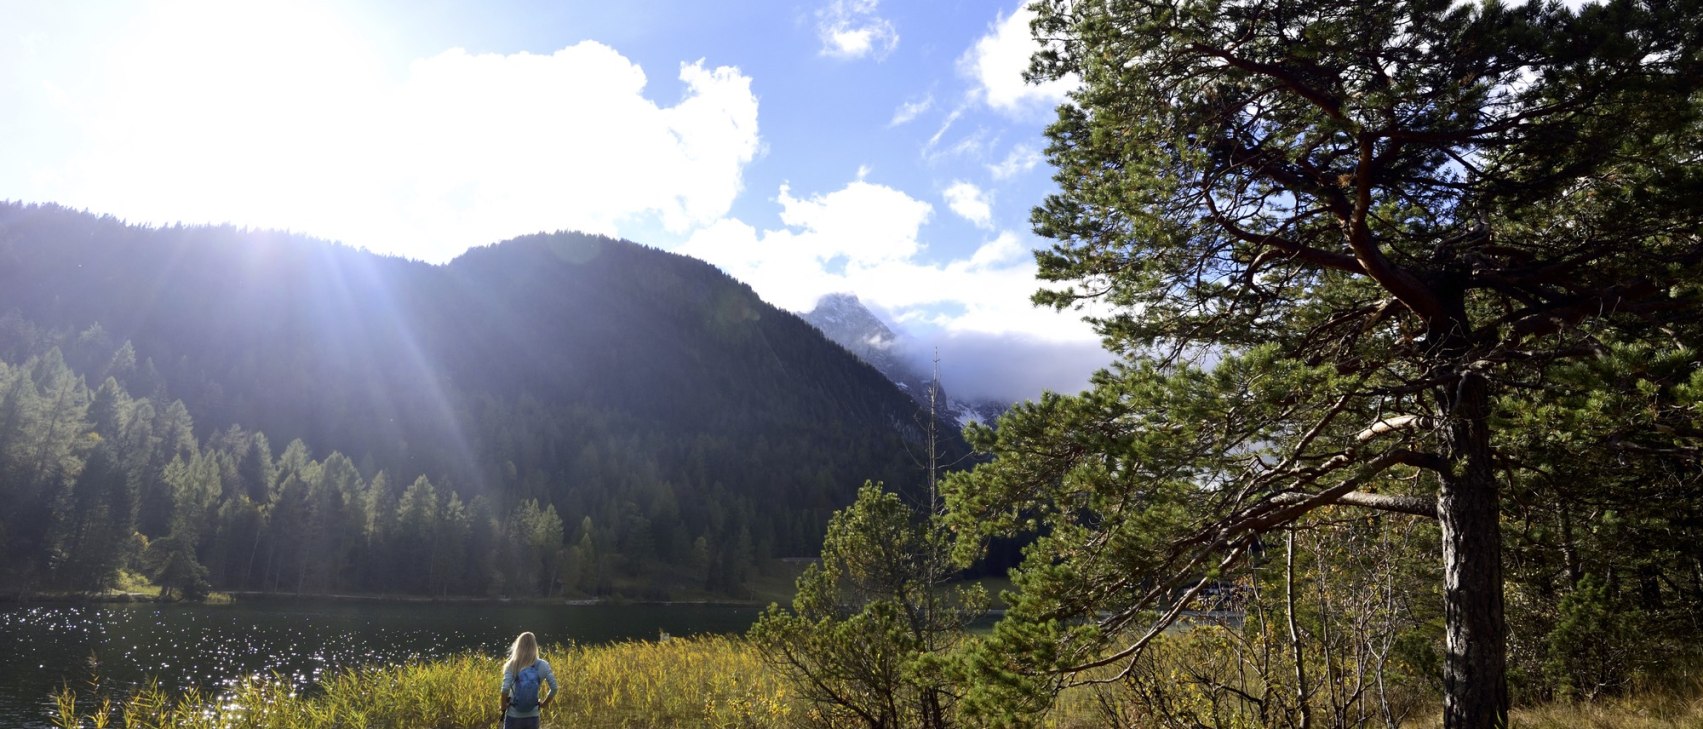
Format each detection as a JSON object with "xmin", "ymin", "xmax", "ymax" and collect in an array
[{"xmin": 504, "ymin": 631, "xmax": 539, "ymax": 677}]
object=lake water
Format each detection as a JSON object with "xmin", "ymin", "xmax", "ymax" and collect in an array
[{"xmin": 0, "ymin": 599, "xmax": 761, "ymax": 729}]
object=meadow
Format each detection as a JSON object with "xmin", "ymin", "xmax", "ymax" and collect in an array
[
  {"xmin": 50, "ymin": 636, "xmax": 794, "ymax": 729},
  {"xmin": 46, "ymin": 634, "xmax": 1703, "ymax": 729}
]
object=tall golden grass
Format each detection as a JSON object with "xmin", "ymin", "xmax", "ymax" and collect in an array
[
  {"xmin": 48, "ymin": 635, "xmax": 1703, "ymax": 728},
  {"xmin": 1502, "ymin": 681, "xmax": 1703, "ymax": 729},
  {"xmin": 52, "ymin": 635, "xmax": 796, "ymax": 729}
]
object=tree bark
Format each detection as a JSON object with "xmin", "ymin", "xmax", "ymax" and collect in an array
[{"xmin": 1438, "ymin": 370, "xmax": 1509, "ymax": 729}]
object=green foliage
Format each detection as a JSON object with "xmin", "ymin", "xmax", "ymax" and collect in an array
[
  {"xmin": 1542, "ymin": 575, "xmax": 1644, "ymax": 701},
  {"xmin": 507, "ymin": 498, "xmax": 566, "ymax": 596},
  {"xmin": 0, "ymin": 349, "xmax": 95, "ymax": 587},
  {"xmin": 943, "ymin": 0, "xmax": 1703, "ymax": 725},
  {"xmin": 0, "ymin": 344, "xmax": 803, "ymax": 601},
  {"xmin": 1494, "ymin": 337, "xmax": 1703, "ymax": 701},
  {"xmin": 751, "ymin": 482, "xmax": 986, "ymax": 728},
  {"xmin": 142, "ymin": 533, "xmax": 210, "ymax": 601}
]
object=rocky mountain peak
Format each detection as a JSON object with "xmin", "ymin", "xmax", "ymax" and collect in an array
[{"xmin": 805, "ymin": 293, "xmax": 1009, "ymax": 428}]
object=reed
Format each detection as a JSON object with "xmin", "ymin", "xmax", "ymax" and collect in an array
[
  {"xmin": 48, "ymin": 635, "xmax": 1702, "ymax": 728},
  {"xmin": 50, "ymin": 635, "xmax": 797, "ymax": 729}
]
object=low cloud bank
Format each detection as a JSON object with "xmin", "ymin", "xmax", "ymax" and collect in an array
[{"xmin": 894, "ymin": 329, "xmax": 1112, "ymax": 405}]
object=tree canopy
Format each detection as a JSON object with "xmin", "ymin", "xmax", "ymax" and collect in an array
[{"xmin": 946, "ymin": 1, "xmax": 1703, "ymax": 726}]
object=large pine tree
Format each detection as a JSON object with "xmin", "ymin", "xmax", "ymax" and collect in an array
[{"xmin": 947, "ymin": 1, "xmax": 1703, "ymax": 726}]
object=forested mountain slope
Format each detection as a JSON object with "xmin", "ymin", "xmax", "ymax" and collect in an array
[{"xmin": 0, "ymin": 201, "xmax": 956, "ymax": 598}]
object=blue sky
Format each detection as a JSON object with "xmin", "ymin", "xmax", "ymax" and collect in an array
[{"xmin": 0, "ymin": 0, "xmax": 1111, "ymax": 400}]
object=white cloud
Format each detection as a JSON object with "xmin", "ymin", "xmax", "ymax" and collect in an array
[
  {"xmin": 10, "ymin": 2, "xmax": 760, "ymax": 263},
  {"xmin": 926, "ymin": 128, "xmax": 994, "ymax": 164},
  {"xmin": 988, "ymin": 143, "xmax": 1044, "ymax": 180},
  {"xmin": 818, "ymin": 0, "xmax": 899, "ymax": 60},
  {"xmin": 921, "ymin": 106, "xmax": 996, "ymax": 164},
  {"xmin": 967, "ymin": 231, "xmax": 1025, "ymax": 267},
  {"xmin": 925, "ymin": 107, "xmax": 964, "ymax": 150},
  {"xmin": 777, "ymin": 180, "xmax": 931, "ymax": 263},
  {"xmin": 889, "ymin": 94, "xmax": 933, "ymax": 126},
  {"xmin": 943, "ymin": 181, "xmax": 994, "ymax": 229},
  {"xmin": 677, "ymin": 177, "xmax": 1096, "ymax": 347},
  {"xmin": 897, "ymin": 332, "xmax": 1109, "ymax": 401},
  {"xmin": 961, "ymin": 3, "xmax": 1079, "ymax": 114},
  {"xmin": 676, "ymin": 179, "xmax": 931, "ymax": 312},
  {"xmin": 677, "ymin": 175, "xmax": 1111, "ymax": 400}
]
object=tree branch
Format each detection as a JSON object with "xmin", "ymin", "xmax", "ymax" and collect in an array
[
  {"xmin": 1268, "ymin": 490, "xmax": 1437, "ymax": 520},
  {"xmin": 1206, "ymin": 194, "xmax": 1364, "ymax": 275},
  {"xmin": 1355, "ymin": 415, "xmax": 1433, "ymax": 444},
  {"xmin": 1189, "ymin": 45, "xmax": 1348, "ymax": 126},
  {"xmin": 1346, "ymin": 133, "xmax": 1444, "ymax": 320}
]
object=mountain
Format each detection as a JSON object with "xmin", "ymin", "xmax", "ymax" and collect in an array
[
  {"xmin": 805, "ymin": 293, "xmax": 1008, "ymax": 428},
  {"xmin": 0, "ymin": 202, "xmax": 960, "ymax": 598}
]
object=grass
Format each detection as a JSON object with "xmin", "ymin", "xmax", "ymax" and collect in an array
[
  {"xmin": 1505, "ymin": 682, "xmax": 1703, "ymax": 729},
  {"xmin": 53, "ymin": 636, "xmax": 797, "ymax": 729},
  {"xmin": 1385, "ymin": 687, "xmax": 1703, "ymax": 728},
  {"xmin": 48, "ymin": 634, "xmax": 1703, "ymax": 728}
]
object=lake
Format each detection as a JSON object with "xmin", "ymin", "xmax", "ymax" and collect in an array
[{"xmin": 0, "ymin": 598, "xmax": 761, "ymax": 729}]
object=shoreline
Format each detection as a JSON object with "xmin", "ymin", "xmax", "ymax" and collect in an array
[
  {"xmin": 228, "ymin": 591, "xmax": 768, "ymax": 608},
  {"xmin": 1, "ymin": 589, "xmax": 767, "ymax": 609}
]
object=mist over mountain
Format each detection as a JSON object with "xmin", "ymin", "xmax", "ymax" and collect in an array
[
  {"xmin": 0, "ymin": 201, "xmax": 961, "ymax": 598},
  {"xmin": 805, "ymin": 294, "xmax": 1009, "ymax": 427},
  {"xmin": 802, "ymin": 292, "xmax": 1110, "ymax": 427},
  {"xmin": 900, "ymin": 329, "xmax": 1110, "ymax": 405}
]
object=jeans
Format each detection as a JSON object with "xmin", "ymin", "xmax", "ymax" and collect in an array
[{"xmin": 503, "ymin": 716, "xmax": 540, "ymax": 729}]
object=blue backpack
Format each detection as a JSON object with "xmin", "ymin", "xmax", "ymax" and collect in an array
[{"xmin": 511, "ymin": 664, "xmax": 542, "ymax": 711}]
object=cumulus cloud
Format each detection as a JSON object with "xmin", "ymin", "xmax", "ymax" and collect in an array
[
  {"xmin": 961, "ymin": 3, "xmax": 1078, "ymax": 114},
  {"xmin": 378, "ymin": 48, "xmax": 759, "ymax": 259},
  {"xmin": 966, "ymin": 230, "xmax": 1024, "ymax": 267},
  {"xmin": 818, "ymin": 0, "xmax": 899, "ymax": 60},
  {"xmin": 678, "ymin": 179, "xmax": 931, "ymax": 311},
  {"xmin": 678, "ymin": 178, "xmax": 1097, "ymax": 343},
  {"xmin": 11, "ymin": 2, "xmax": 760, "ymax": 263},
  {"xmin": 943, "ymin": 181, "xmax": 993, "ymax": 229},
  {"xmin": 679, "ymin": 183, "xmax": 1109, "ymax": 400}
]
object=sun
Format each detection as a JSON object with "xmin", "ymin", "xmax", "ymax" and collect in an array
[{"xmin": 89, "ymin": 0, "xmax": 385, "ymax": 233}]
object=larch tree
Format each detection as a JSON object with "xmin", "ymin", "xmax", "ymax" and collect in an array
[{"xmin": 945, "ymin": 1, "xmax": 1703, "ymax": 727}]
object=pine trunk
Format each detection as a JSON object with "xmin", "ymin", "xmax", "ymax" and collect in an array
[{"xmin": 1438, "ymin": 370, "xmax": 1509, "ymax": 729}]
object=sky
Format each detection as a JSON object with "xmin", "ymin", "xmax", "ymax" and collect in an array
[{"xmin": 0, "ymin": 0, "xmax": 1113, "ymax": 402}]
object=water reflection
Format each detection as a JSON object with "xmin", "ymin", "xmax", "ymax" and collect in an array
[{"xmin": 0, "ymin": 600, "xmax": 759, "ymax": 729}]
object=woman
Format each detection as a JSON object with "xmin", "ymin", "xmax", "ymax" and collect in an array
[{"xmin": 499, "ymin": 631, "xmax": 558, "ymax": 728}]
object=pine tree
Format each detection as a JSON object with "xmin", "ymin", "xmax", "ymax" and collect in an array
[
  {"xmin": 395, "ymin": 475, "xmax": 440, "ymax": 593},
  {"xmin": 947, "ymin": 1, "xmax": 1703, "ymax": 726},
  {"xmin": 753, "ymin": 364, "xmax": 984, "ymax": 728}
]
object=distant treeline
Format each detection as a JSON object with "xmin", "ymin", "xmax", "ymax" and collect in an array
[{"xmin": 0, "ymin": 343, "xmax": 775, "ymax": 599}]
